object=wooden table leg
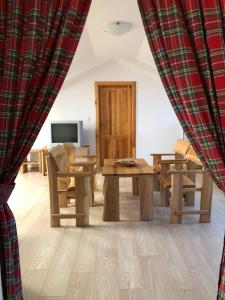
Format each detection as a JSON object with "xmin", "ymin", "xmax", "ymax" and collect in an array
[
  {"xmin": 90, "ymin": 165, "xmax": 95, "ymax": 206},
  {"xmin": 132, "ymin": 177, "xmax": 139, "ymax": 196},
  {"xmin": 103, "ymin": 176, "xmax": 119, "ymax": 221},
  {"xmin": 153, "ymin": 155, "xmax": 161, "ymax": 191},
  {"xmin": 76, "ymin": 176, "xmax": 90, "ymax": 227},
  {"xmin": 139, "ymin": 175, "xmax": 153, "ymax": 221},
  {"xmin": 200, "ymin": 171, "xmax": 213, "ymax": 223}
]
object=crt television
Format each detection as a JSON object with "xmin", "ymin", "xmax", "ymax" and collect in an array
[{"xmin": 50, "ymin": 121, "xmax": 83, "ymax": 146}]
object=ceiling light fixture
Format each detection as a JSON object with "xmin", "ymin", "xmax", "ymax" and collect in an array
[{"xmin": 102, "ymin": 21, "xmax": 132, "ymax": 36}]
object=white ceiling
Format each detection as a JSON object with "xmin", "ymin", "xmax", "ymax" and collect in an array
[{"xmin": 68, "ymin": 0, "xmax": 157, "ymax": 79}]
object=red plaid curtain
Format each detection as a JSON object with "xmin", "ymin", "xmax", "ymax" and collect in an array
[
  {"xmin": 137, "ymin": 0, "xmax": 225, "ymax": 298},
  {"xmin": 0, "ymin": 0, "xmax": 91, "ymax": 299}
]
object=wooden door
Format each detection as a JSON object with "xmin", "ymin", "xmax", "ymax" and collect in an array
[{"xmin": 96, "ymin": 82, "xmax": 136, "ymax": 167}]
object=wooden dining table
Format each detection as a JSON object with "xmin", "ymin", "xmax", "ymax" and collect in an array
[
  {"xmin": 69, "ymin": 156, "xmax": 97, "ymax": 207},
  {"xmin": 102, "ymin": 159, "xmax": 154, "ymax": 221}
]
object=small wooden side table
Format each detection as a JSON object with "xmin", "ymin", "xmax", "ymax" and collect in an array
[{"xmin": 21, "ymin": 148, "xmax": 42, "ymax": 173}]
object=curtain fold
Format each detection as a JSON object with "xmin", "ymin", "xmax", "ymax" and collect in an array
[
  {"xmin": 137, "ymin": 0, "xmax": 225, "ymax": 298},
  {"xmin": 0, "ymin": 0, "xmax": 91, "ymax": 298}
]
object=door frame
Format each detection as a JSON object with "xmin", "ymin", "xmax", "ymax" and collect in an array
[{"xmin": 95, "ymin": 81, "xmax": 136, "ymax": 167}]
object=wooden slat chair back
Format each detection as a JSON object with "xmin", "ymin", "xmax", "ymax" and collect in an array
[
  {"xmin": 185, "ymin": 145, "xmax": 202, "ymax": 166},
  {"xmin": 46, "ymin": 145, "xmax": 91, "ymax": 227},
  {"xmin": 173, "ymin": 139, "xmax": 190, "ymax": 159},
  {"xmin": 168, "ymin": 146, "xmax": 212, "ymax": 224},
  {"xmin": 75, "ymin": 144, "xmax": 90, "ymax": 157},
  {"xmin": 50, "ymin": 145, "xmax": 71, "ymax": 207},
  {"xmin": 63, "ymin": 142, "xmax": 77, "ymax": 166}
]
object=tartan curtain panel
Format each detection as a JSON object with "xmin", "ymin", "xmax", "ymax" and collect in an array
[
  {"xmin": 137, "ymin": 0, "xmax": 225, "ymax": 299},
  {"xmin": 0, "ymin": 0, "xmax": 91, "ymax": 299}
]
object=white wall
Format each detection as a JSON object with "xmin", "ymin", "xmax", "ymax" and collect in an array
[{"xmin": 33, "ymin": 60, "xmax": 183, "ymax": 164}]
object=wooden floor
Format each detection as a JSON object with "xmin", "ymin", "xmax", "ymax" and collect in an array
[{"xmin": 8, "ymin": 171, "xmax": 225, "ymax": 300}]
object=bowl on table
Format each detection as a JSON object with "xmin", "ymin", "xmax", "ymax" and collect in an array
[{"xmin": 114, "ymin": 158, "xmax": 137, "ymax": 167}]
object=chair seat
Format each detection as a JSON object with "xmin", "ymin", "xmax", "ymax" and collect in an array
[{"xmin": 158, "ymin": 174, "xmax": 195, "ymax": 189}]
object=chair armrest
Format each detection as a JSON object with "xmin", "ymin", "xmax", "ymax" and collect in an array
[
  {"xmin": 81, "ymin": 155, "xmax": 97, "ymax": 159},
  {"xmin": 158, "ymin": 159, "xmax": 188, "ymax": 164},
  {"xmin": 69, "ymin": 161, "xmax": 96, "ymax": 166},
  {"xmin": 168, "ymin": 169, "xmax": 203, "ymax": 174},
  {"xmin": 57, "ymin": 171, "xmax": 91, "ymax": 177}
]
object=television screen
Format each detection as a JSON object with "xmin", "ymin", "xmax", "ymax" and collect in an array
[{"xmin": 51, "ymin": 123, "xmax": 78, "ymax": 143}]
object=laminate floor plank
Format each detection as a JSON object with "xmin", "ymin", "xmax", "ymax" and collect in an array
[
  {"xmin": 72, "ymin": 227, "xmax": 99, "ymax": 273},
  {"xmin": 66, "ymin": 272, "xmax": 94, "ymax": 300},
  {"xmin": 40, "ymin": 228, "xmax": 80, "ymax": 297},
  {"xmin": 93, "ymin": 257, "xmax": 120, "ymax": 300}
]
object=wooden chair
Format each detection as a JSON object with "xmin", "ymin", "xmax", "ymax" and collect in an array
[
  {"xmin": 152, "ymin": 139, "xmax": 190, "ymax": 206},
  {"xmin": 46, "ymin": 145, "xmax": 91, "ymax": 227},
  {"xmin": 151, "ymin": 139, "xmax": 190, "ymax": 192},
  {"xmin": 169, "ymin": 149, "xmax": 212, "ymax": 224},
  {"xmin": 63, "ymin": 143, "xmax": 98, "ymax": 206},
  {"xmin": 157, "ymin": 146, "xmax": 212, "ymax": 223}
]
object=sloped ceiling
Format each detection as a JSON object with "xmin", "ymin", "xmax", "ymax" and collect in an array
[{"xmin": 66, "ymin": 0, "xmax": 158, "ymax": 80}]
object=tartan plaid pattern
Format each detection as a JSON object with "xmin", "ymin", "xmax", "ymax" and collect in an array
[
  {"xmin": 219, "ymin": 236, "xmax": 225, "ymax": 299},
  {"xmin": 0, "ymin": 0, "xmax": 91, "ymax": 299},
  {"xmin": 138, "ymin": 1, "xmax": 225, "ymax": 298}
]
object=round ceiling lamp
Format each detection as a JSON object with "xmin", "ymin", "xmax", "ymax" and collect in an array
[{"xmin": 102, "ymin": 21, "xmax": 132, "ymax": 36}]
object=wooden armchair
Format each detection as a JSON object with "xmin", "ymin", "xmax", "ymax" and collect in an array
[
  {"xmin": 63, "ymin": 143, "xmax": 97, "ymax": 206},
  {"xmin": 157, "ymin": 146, "xmax": 212, "ymax": 224},
  {"xmin": 151, "ymin": 139, "xmax": 190, "ymax": 191},
  {"xmin": 169, "ymin": 166, "xmax": 212, "ymax": 224},
  {"xmin": 46, "ymin": 145, "xmax": 91, "ymax": 227}
]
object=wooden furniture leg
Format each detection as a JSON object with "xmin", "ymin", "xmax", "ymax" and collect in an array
[
  {"xmin": 169, "ymin": 173, "xmax": 182, "ymax": 224},
  {"xmin": 200, "ymin": 171, "xmax": 213, "ymax": 223},
  {"xmin": 41, "ymin": 149, "xmax": 47, "ymax": 176},
  {"xmin": 83, "ymin": 165, "xmax": 95, "ymax": 207},
  {"xmin": 76, "ymin": 176, "xmax": 90, "ymax": 227},
  {"xmin": 90, "ymin": 165, "xmax": 95, "ymax": 206},
  {"xmin": 57, "ymin": 178, "xmax": 69, "ymax": 208},
  {"xmin": 153, "ymin": 154, "xmax": 161, "ymax": 191},
  {"xmin": 103, "ymin": 176, "xmax": 119, "ymax": 221},
  {"xmin": 160, "ymin": 164, "xmax": 169, "ymax": 206},
  {"xmin": 46, "ymin": 156, "xmax": 60, "ymax": 227},
  {"xmin": 139, "ymin": 175, "xmax": 153, "ymax": 221},
  {"xmin": 185, "ymin": 160, "xmax": 195, "ymax": 206},
  {"xmin": 38, "ymin": 150, "xmax": 42, "ymax": 174},
  {"xmin": 132, "ymin": 177, "xmax": 139, "ymax": 196}
]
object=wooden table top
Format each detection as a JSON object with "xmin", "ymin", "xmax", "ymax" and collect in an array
[{"xmin": 102, "ymin": 159, "xmax": 154, "ymax": 177}]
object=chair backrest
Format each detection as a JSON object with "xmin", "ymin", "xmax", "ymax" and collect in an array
[
  {"xmin": 49, "ymin": 145, "xmax": 68, "ymax": 172},
  {"xmin": 75, "ymin": 145, "xmax": 90, "ymax": 157},
  {"xmin": 174, "ymin": 139, "xmax": 190, "ymax": 158},
  {"xmin": 63, "ymin": 143, "xmax": 76, "ymax": 165},
  {"xmin": 185, "ymin": 145, "xmax": 202, "ymax": 166}
]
